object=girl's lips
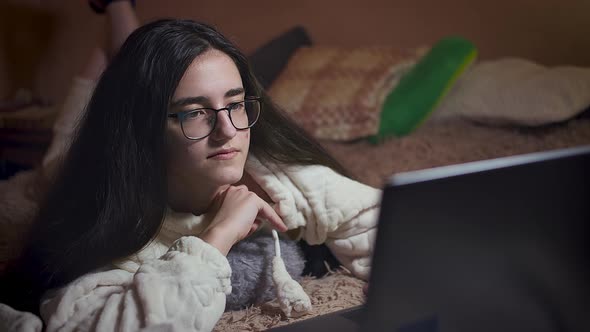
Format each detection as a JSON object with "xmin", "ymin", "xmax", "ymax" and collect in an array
[{"xmin": 208, "ymin": 149, "xmax": 239, "ymax": 160}]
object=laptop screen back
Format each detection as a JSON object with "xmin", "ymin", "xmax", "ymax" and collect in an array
[{"xmin": 365, "ymin": 146, "xmax": 590, "ymax": 332}]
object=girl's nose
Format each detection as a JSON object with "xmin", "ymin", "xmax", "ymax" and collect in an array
[{"xmin": 209, "ymin": 110, "xmax": 236, "ymax": 141}]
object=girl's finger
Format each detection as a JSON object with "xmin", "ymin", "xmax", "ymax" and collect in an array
[{"xmin": 256, "ymin": 198, "xmax": 287, "ymax": 232}]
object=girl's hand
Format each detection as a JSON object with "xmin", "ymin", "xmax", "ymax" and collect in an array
[{"xmin": 200, "ymin": 185, "xmax": 288, "ymax": 255}]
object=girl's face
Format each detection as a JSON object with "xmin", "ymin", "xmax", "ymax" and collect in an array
[{"xmin": 166, "ymin": 49, "xmax": 251, "ymax": 212}]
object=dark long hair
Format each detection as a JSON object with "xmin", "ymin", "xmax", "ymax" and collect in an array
[{"xmin": 0, "ymin": 19, "xmax": 346, "ymax": 314}]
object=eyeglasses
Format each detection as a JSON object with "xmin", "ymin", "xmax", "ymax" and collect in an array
[{"xmin": 167, "ymin": 97, "xmax": 261, "ymax": 140}]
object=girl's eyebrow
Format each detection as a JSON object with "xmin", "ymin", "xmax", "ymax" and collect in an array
[
  {"xmin": 170, "ymin": 87, "xmax": 245, "ymax": 108},
  {"xmin": 225, "ymin": 87, "xmax": 245, "ymax": 98}
]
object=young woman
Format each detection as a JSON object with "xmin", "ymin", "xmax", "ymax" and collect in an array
[{"xmin": 0, "ymin": 1, "xmax": 380, "ymax": 330}]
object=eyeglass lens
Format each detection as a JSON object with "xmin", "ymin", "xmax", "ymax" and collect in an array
[{"xmin": 181, "ymin": 100, "xmax": 260, "ymax": 139}]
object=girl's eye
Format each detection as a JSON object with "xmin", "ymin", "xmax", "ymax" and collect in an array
[
  {"xmin": 186, "ymin": 110, "xmax": 206, "ymax": 119},
  {"xmin": 228, "ymin": 102, "xmax": 244, "ymax": 111}
]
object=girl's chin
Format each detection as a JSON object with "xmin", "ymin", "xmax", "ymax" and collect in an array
[{"xmin": 211, "ymin": 170, "xmax": 244, "ymax": 187}]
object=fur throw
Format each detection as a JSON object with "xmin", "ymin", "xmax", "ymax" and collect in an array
[{"xmin": 225, "ymin": 233, "xmax": 304, "ymax": 311}]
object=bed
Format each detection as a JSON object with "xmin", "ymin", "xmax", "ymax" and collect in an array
[
  {"xmin": 177, "ymin": 27, "xmax": 590, "ymax": 330},
  {"xmin": 1, "ymin": 26, "xmax": 590, "ymax": 331}
]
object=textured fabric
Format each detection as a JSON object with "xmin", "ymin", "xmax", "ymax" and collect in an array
[
  {"xmin": 225, "ymin": 233, "xmax": 305, "ymax": 311},
  {"xmin": 5, "ymin": 155, "xmax": 377, "ymax": 331},
  {"xmin": 213, "ymin": 269, "xmax": 366, "ymax": 331},
  {"xmin": 40, "ymin": 236, "xmax": 231, "ymax": 332},
  {"xmin": 114, "ymin": 155, "xmax": 381, "ymax": 281},
  {"xmin": 268, "ymin": 46, "xmax": 424, "ymax": 140},
  {"xmin": 433, "ymin": 58, "xmax": 590, "ymax": 125},
  {"xmin": 0, "ymin": 302, "xmax": 42, "ymax": 332},
  {"xmin": 245, "ymin": 157, "xmax": 381, "ymax": 280}
]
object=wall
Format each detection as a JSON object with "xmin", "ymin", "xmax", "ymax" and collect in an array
[{"xmin": 1, "ymin": 0, "xmax": 589, "ymax": 104}]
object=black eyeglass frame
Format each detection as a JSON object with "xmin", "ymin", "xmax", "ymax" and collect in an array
[{"xmin": 167, "ymin": 96, "xmax": 261, "ymax": 140}]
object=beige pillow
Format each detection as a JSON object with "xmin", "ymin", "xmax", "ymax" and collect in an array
[
  {"xmin": 433, "ymin": 58, "xmax": 590, "ymax": 125},
  {"xmin": 268, "ymin": 46, "xmax": 425, "ymax": 140}
]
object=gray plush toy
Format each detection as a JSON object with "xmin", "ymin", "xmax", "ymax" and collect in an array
[{"xmin": 225, "ymin": 232, "xmax": 305, "ymax": 311}]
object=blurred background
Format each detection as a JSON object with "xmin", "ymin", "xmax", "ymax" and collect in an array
[{"xmin": 1, "ymin": 0, "xmax": 590, "ymax": 104}]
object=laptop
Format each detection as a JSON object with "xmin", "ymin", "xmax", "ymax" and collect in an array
[{"xmin": 270, "ymin": 145, "xmax": 590, "ymax": 332}]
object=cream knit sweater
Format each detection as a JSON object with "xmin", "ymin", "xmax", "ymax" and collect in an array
[{"xmin": 1, "ymin": 156, "xmax": 381, "ymax": 331}]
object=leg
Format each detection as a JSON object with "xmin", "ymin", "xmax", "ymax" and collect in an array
[
  {"xmin": 42, "ymin": 1, "xmax": 139, "ymax": 167},
  {"xmin": 42, "ymin": 57, "xmax": 102, "ymax": 167},
  {"xmin": 81, "ymin": 0, "xmax": 139, "ymax": 79},
  {"xmin": 106, "ymin": 1, "xmax": 140, "ymax": 57},
  {"xmin": 80, "ymin": 47, "xmax": 108, "ymax": 81}
]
